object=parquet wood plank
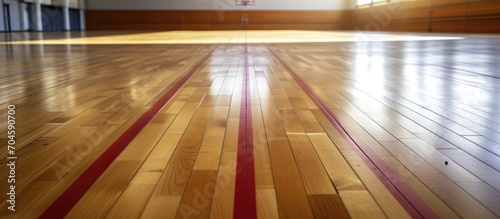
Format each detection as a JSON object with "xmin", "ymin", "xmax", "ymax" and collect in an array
[
  {"xmin": 341, "ymin": 149, "xmax": 412, "ymax": 219},
  {"xmin": 288, "ymin": 96, "xmax": 310, "ymax": 110},
  {"xmin": 261, "ymin": 104, "xmax": 288, "ymax": 142},
  {"xmin": 380, "ymin": 156, "xmax": 461, "ymax": 218},
  {"xmin": 154, "ymin": 107, "xmax": 213, "ymax": 196},
  {"xmin": 42, "ymin": 109, "xmax": 106, "ymax": 138},
  {"xmin": 115, "ymin": 114, "xmax": 176, "ymax": 161},
  {"xmin": 175, "ymin": 170, "xmax": 218, "ymax": 219},
  {"xmin": 456, "ymin": 182, "xmax": 500, "ymax": 217},
  {"xmin": 141, "ymin": 196, "xmax": 182, "ymax": 218},
  {"xmin": 0, "ymin": 126, "xmax": 96, "ymax": 191},
  {"xmin": 165, "ymin": 88, "xmax": 208, "ymax": 135},
  {"xmin": 438, "ymin": 148, "xmax": 500, "ymax": 192},
  {"xmin": 398, "ymin": 139, "xmax": 481, "ymax": 183},
  {"xmin": 333, "ymin": 100, "xmax": 398, "ymax": 142},
  {"xmin": 311, "ymin": 110, "xmax": 354, "ymax": 151},
  {"xmin": 252, "ymin": 106, "xmax": 275, "ymax": 190},
  {"xmin": 105, "ymin": 172, "xmax": 162, "ymax": 218},
  {"xmin": 0, "ymin": 123, "xmax": 59, "ymax": 159},
  {"xmin": 383, "ymin": 89, "xmax": 500, "ymax": 137},
  {"xmin": 209, "ymin": 151, "xmax": 237, "ymax": 219},
  {"xmin": 61, "ymin": 103, "xmax": 180, "ymax": 217},
  {"xmin": 339, "ymin": 190, "xmax": 386, "ymax": 219},
  {"xmin": 136, "ymin": 134, "xmax": 182, "ymax": 173},
  {"xmin": 308, "ymin": 194, "xmax": 351, "ymax": 219},
  {"xmin": 464, "ymin": 135, "xmax": 500, "ymax": 157},
  {"xmin": 193, "ymin": 107, "xmax": 229, "ymax": 170},
  {"xmin": 295, "ymin": 109, "xmax": 324, "ymax": 133},
  {"xmin": 307, "ymin": 133, "xmax": 365, "ymax": 191},
  {"xmin": 65, "ymin": 160, "xmax": 142, "ymax": 218},
  {"xmin": 329, "ymin": 108, "xmax": 394, "ymax": 157},
  {"xmin": 141, "ymin": 107, "xmax": 214, "ymax": 217},
  {"xmin": 9, "ymin": 122, "xmax": 128, "ymax": 217},
  {"xmin": 268, "ymin": 141, "xmax": 315, "ymax": 219},
  {"xmin": 8, "ymin": 137, "xmax": 59, "ymax": 162},
  {"xmin": 378, "ymin": 97, "xmax": 500, "ymax": 171},
  {"xmin": 364, "ymin": 112, "xmax": 417, "ymax": 139},
  {"xmin": 0, "ymin": 111, "xmax": 62, "ymax": 137},
  {"xmin": 414, "ymin": 133, "xmax": 458, "ymax": 149},
  {"xmin": 280, "ymin": 109, "xmax": 306, "ymax": 133},
  {"xmin": 2, "ymin": 31, "xmax": 500, "ymax": 219},
  {"xmin": 228, "ymin": 75, "xmax": 243, "ymax": 119},
  {"xmin": 287, "ymin": 133, "xmax": 337, "ymax": 195},
  {"xmin": 381, "ymin": 141, "xmax": 496, "ymax": 218},
  {"xmin": 382, "ymin": 93, "xmax": 478, "ymax": 136},
  {"xmin": 256, "ymin": 189, "xmax": 279, "ymax": 219},
  {"xmin": 105, "ymin": 134, "xmax": 181, "ymax": 218}
]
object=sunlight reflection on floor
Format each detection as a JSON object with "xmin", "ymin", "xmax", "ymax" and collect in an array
[{"xmin": 0, "ymin": 30, "xmax": 464, "ymax": 45}]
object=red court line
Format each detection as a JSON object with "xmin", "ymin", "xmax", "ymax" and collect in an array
[
  {"xmin": 266, "ymin": 45, "xmax": 439, "ymax": 219},
  {"xmin": 39, "ymin": 45, "xmax": 219, "ymax": 219},
  {"xmin": 233, "ymin": 43, "xmax": 257, "ymax": 219}
]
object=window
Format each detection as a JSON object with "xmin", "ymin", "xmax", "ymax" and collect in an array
[{"xmin": 357, "ymin": 0, "xmax": 387, "ymax": 6}]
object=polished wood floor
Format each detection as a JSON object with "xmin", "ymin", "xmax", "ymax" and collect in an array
[{"xmin": 0, "ymin": 31, "xmax": 499, "ymax": 218}]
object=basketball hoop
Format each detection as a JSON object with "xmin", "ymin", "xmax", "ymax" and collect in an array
[
  {"xmin": 236, "ymin": 0, "xmax": 255, "ymax": 6},
  {"xmin": 236, "ymin": 0, "xmax": 253, "ymax": 25}
]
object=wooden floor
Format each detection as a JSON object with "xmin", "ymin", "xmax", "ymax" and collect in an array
[{"xmin": 0, "ymin": 30, "xmax": 499, "ymax": 218}]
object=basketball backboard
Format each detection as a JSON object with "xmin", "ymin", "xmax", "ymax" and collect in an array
[{"xmin": 235, "ymin": 0, "xmax": 255, "ymax": 6}]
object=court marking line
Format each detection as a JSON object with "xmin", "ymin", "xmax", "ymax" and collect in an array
[
  {"xmin": 265, "ymin": 45, "xmax": 439, "ymax": 219},
  {"xmin": 39, "ymin": 45, "xmax": 220, "ymax": 219},
  {"xmin": 233, "ymin": 42, "xmax": 257, "ymax": 218}
]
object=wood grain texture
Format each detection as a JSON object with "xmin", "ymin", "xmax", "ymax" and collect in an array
[
  {"xmin": 341, "ymin": 149, "xmax": 412, "ymax": 219},
  {"xmin": 268, "ymin": 141, "xmax": 315, "ymax": 219},
  {"xmin": 176, "ymin": 170, "xmax": 218, "ymax": 219},
  {"xmin": 307, "ymin": 133, "xmax": 365, "ymax": 191},
  {"xmin": 308, "ymin": 194, "xmax": 351, "ymax": 219},
  {"xmin": 339, "ymin": 190, "xmax": 386, "ymax": 219},
  {"xmin": 287, "ymin": 133, "xmax": 337, "ymax": 195},
  {"xmin": 2, "ymin": 31, "xmax": 500, "ymax": 218}
]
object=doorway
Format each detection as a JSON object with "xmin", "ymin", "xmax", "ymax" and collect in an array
[{"xmin": 3, "ymin": 4, "xmax": 12, "ymax": 32}]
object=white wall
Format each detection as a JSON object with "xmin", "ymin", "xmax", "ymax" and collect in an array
[
  {"xmin": 21, "ymin": 2, "xmax": 29, "ymax": 30},
  {"xmin": 1, "ymin": 0, "xmax": 26, "ymax": 31},
  {"xmin": 1, "ymin": 0, "xmax": 84, "ymax": 31},
  {"xmin": 23, "ymin": 0, "xmax": 52, "ymax": 5},
  {"xmin": 86, "ymin": 0, "xmax": 352, "ymax": 10},
  {"xmin": 70, "ymin": 0, "xmax": 82, "ymax": 9},
  {"xmin": 9, "ymin": 1, "xmax": 20, "ymax": 30},
  {"xmin": 23, "ymin": 0, "xmax": 82, "ymax": 8},
  {"xmin": 51, "ymin": 0, "xmax": 80, "ymax": 8},
  {"xmin": 0, "ymin": 4, "xmax": 4, "ymax": 31}
]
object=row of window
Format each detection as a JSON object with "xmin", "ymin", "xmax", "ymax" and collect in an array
[{"xmin": 357, "ymin": 0, "xmax": 386, "ymax": 6}]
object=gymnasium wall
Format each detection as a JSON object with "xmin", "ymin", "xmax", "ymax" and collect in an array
[
  {"xmin": 85, "ymin": 0, "xmax": 352, "ymax": 10},
  {"xmin": 1, "ymin": 0, "xmax": 84, "ymax": 32},
  {"xmin": 85, "ymin": 10, "xmax": 350, "ymax": 30},
  {"xmin": 350, "ymin": 0, "xmax": 500, "ymax": 33},
  {"xmin": 0, "ymin": 4, "xmax": 4, "ymax": 31},
  {"xmin": 1, "ymin": 0, "xmax": 25, "ymax": 31},
  {"xmin": 84, "ymin": 0, "xmax": 352, "ymax": 30},
  {"xmin": 22, "ymin": 0, "xmax": 83, "ymax": 9}
]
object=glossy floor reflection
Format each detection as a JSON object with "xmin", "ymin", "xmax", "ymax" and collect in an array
[{"xmin": 0, "ymin": 31, "xmax": 499, "ymax": 218}]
